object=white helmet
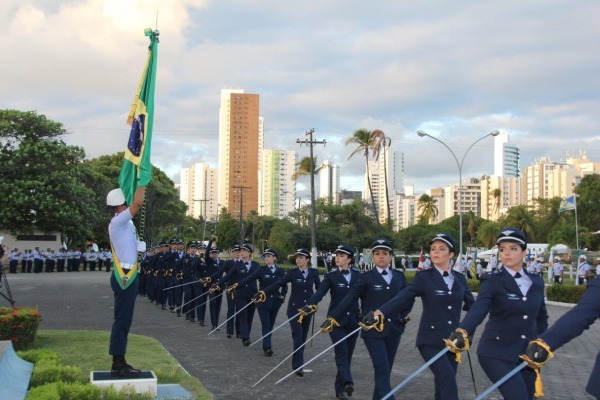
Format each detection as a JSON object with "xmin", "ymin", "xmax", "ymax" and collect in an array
[
  {"xmin": 579, "ymin": 255, "xmax": 587, "ymax": 260},
  {"xmin": 106, "ymin": 188, "xmax": 126, "ymax": 206}
]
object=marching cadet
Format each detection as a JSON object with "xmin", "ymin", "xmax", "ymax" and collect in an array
[
  {"xmin": 181, "ymin": 241, "xmax": 200, "ymax": 321},
  {"xmin": 254, "ymin": 248, "xmax": 321, "ymax": 376},
  {"xmin": 322, "ymin": 239, "xmax": 410, "ymax": 400},
  {"xmin": 205, "ymin": 238, "xmax": 225, "ymax": 330},
  {"xmin": 236, "ymin": 248, "xmax": 287, "ymax": 356},
  {"xmin": 193, "ymin": 242, "xmax": 210, "ymax": 326},
  {"xmin": 577, "ymin": 255, "xmax": 591, "ymax": 285},
  {"xmin": 73, "ymin": 248, "xmax": 82, "ymax": 271},
  {"xmin": 66, "ymin": 249, "xmax": 73, "ymax": 272},
  {"xmin": 33, "ymin": 247, "xmax": 43, "ymax": 273},
  {"xmin": 447, "ymin": 227, "xmax": 548, "ymax": 400},
  {"xmin": 21, "ymin": 249, "xmax": 28, "ymax": 273},
  {"xmin": 56, "ymin": 249, "xmax": 65, "ymax": 272},
  {"xmin": 169, "ymin": 239, "xmax": 186, "ymax": 314},
  {"xmin": 206, "ymin": 244, "xmax": 243, "ymax": 338},
  {"xmin": 301, "ymin": 244, "xmax": 360, "ymax": 399},
  {"xmin": 165, "ymin": 239, "xmax": 179, "ymax": 312},
  {"xmin": 98, "ymin": 249, "xmax": 107, "ymax": 272},
  {"xmin": 45, "ymin": 248, "xmax": 55, "ymax": 272},
  {"xmin": 89, "ymin": 249, "xmax": 98, "ymax": 271},
  {"xmin": 212, "ymin": 243, "xmax": 260, "ymax": 345},
  {"xmin": 523, "ymin": 268, "xmax": 600, "ymax": 399},
  {"xmin": 105, "ymin": 250, "xmax": 112, "ymax": 272},
  {"xmin": 552, "ymin": 256, "xmax": 564, "ymax": 284},
  {"xmin": 155, "ymin": 242, "xmax": 170, "ymax": 309},
  {"xmin": 9, "ymin": 248, "xmax": 20, "ymax": 273},
  {"xmin": 374, "ymin": 233, "xmax": 474, "ymax": 400}
]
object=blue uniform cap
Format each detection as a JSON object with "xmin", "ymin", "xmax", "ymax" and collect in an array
[
  {"xmin": 231, "ymin": 244, "xmax": 241, "ymax": 252},
  {"xmin": 263, "ymin": 248, "xmax": 278, "ymax": 257},
  {"xmin": 371, "ymin": 239, "xmax": 392, "ymax": 252},
  {"xmin": 295, "ymin": 248, "xmax": 311, "ymax": 258},
  {"xmin": 496, "ymin": 227, "xmax": 527, "ymax": 250},
  {"xmin": 334, "ymin": 244, "xmax": 354, "ymax": 258},
  {"xmin": 187, "ymin": 241, "xmax": 197, "ymax": 248},
  {"xmin": 430, "ymin": 233, "xmax": 456, "ymax": 251},
  {"xmin": 210, "ymin": 247, "xmax": 220, "ymax": 253},
  {"xmin": 241, "ymin": 244, "xmax": 253, "ymax": 253}
]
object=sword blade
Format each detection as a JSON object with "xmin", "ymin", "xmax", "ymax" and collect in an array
[
  {"xmin": 174, "ymin": 289, "xmax": 209, "ymax": 312},
  {"xmin": 275, "ymin": 326, "xmax": 362, "ymax": 385},
  {"xmin": 252, "ymin": 328, "xmax": 322, "ymax": 387},
  {"xmin": 208, "ymin": 298, "xmax": 254, "ymax": 336},
  {"xmin": 381, "ymin": 346, "xmax": 451, "ymax": 400},
  {"xmin": 162, "ymin": 279, "xmax": 198, "ymax": 290},
  {"xmin": 185, "ymin": 290, "xmax": 220, "ymax": 314},
  {"xmin": 249, "ymin": 312, "xmax": 301, "ymax": 348},
  {"xmin": 474, "ymin": 361, "xmax": 527, "ymax": 400}
]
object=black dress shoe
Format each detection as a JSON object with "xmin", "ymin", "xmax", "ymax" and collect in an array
[
  {"xmin": 199, "ymin": 321, "xmax": 205, "ymax": 326},
  {"xmin": 243, "ymin": 339, "xmax": 251, "ymax": 346},
  {"xmin": 189, "ymin": 318, "xmax": 196, "ymax": 323},
  {"xmin": 111, "ymin": 364, "xmax": 141, "ymax": 378},
  {"xmin": 336, "ymin": 392, "xmax": 349, "ymax": 399},
  {"xmin": 185, "ymin": 314, "xmax": 190, "ymax": 320},
  {"xmin": 226, "ymin": 334, "xmax": 232, "ymax": 338},
  {"xmin": 264, "ymin": 348, "xmax": 273, "ymax": 357},
  {"xmin": 295, "ymin": 369, "xmax": 304, "ymax": 377},
  {"xmin": 344, "ymin": 383, "xmax": 354, "ymax": 397},
  {"xmin": 177, "ymin": 311, "xmax": 181, "ymax": 317},
  {"xmin": 236, "ymin": 334, "xmax": 242, "ymax": 339}
]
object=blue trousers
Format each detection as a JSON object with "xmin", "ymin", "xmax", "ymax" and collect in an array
[
  {"xmin": 363, "ymin": 335, "xmax": 402, "ymax": 400},
  {"xmin": 195, "ymin": 285, "xmax": 208, "ymax": 322},
  {"xmin": 478, "ymin": 355, "xmax": 535, "ymax": 400},
  {"xmin": 235, "ymin": 296, "xmax": 256, "ymax": 340},
  {"xmin": 109, "ymin": 274, "xmax": 139, "ymax": 356},
  {"xmin": 257, "ymin": 306, "xmax": 281, "ymax": 350},
  {"xmin": 418, "ymin": 345, "xmax": 459, "ymax": 400},
  {"xmin": 330, "ymin": 324, "xmax": 359, "ymax": 394},
  {"xmin": 225, "ymin": 293, "xmax": 240, "ymax": 336},
  {"xmin": 209, "ymin": 291, "xmax": 223, "ymax": 327},
  {"xmin": 289, "ymin": 311, "xmax": 312, "ymax": 370}
]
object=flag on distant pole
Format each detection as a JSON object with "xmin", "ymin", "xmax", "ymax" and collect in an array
[
  {"xmin": 118, "ymin": 28, "xmax": 159, "ymax": 205},
  {"xmin": 112, "ymin": 28, "xmax": 159, "ymax": 290},
  {"xmin": 558, "ymin": 195, "xmax": 576, "ymax": 214},
  {"xmin": 417, "ymin": 248, "xmax": 424, "ymax": 271},
  {"xmin": 469, "ymin": 249, "xmax": 478, "ymax": 279}
]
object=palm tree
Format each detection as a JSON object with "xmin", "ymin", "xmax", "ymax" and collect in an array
[
  {"xmin": 477, "ymin": 220, "xmax": 500, "ymax": 248},
  {"xmin": 417, "ymin": 194, "xmax": 438, "ymax": 225},
  {"xmin": 500, "ymin": 205, "xmax": 537, "ymax": 241},
  {"xmin": 492, "ymin": 188, "xmax": 502, "ymax": 217},
  {"xmin": 291, "ymin": 156, "xmax": 322, "ymax": 180},
  {"xmin": 346, "ymin": 129, "xmax": 380, "ymax": 226},
  {"xmin": 370, "ymin": 129, "xmax": 392, "ymax": 228}
]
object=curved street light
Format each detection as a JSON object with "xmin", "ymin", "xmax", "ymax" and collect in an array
[{"xmin": 417, "ymin": 129, "xmax": 500, "ymax": 262}]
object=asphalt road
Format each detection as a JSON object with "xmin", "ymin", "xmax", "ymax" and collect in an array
[{"xmin": 4, "ymin": 271, "xmax": 598, "ymax": 399}]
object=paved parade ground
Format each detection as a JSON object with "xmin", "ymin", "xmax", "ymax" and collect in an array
[{"xmin": 5, "ymin": 271, "xmax": 599, "ymax": 399}]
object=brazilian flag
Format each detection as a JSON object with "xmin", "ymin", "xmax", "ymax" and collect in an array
[{"xmin": 113, "ymin": 28, "xmax": 159, "ymax": 289}]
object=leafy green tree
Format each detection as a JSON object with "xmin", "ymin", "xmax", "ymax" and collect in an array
[
  {"xmin": 500, "ymin": 205, "xmax": 537, "ymax": 242},
  {"xmin": 0, "ymin": 110, "xmax": 97, "ymax": 245},
  {"xmin": 477, "ymin": 220, "xmax": 500, "ymax": 248},
  {"xmin": 346, "ymin": 129, "xmax": 380, "ymax": 226},
  {"xmin": 575, "ymin": 174, "xmax": 600, "ymax": 234}
]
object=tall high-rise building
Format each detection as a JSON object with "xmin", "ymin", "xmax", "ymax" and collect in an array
[
  {"xmin": 179, "ymin": 163, "xmax": 219, "ymax": 220},
  {"xmin": 319, "ymin": 160, "xmax": 340, "ymax": 203},
  {"xmin": 494, "ymin": 132, "xmax": 521, "ymax": 177},
  {"xmin": 365, "ymin": 149, "xmax": 404, "ymax": 225},
  {"xmin": 480, "ymin": 175, "xmax": 521, "ymax": 221},
  {"xmin": 261, "ymin": 149, "xmax": 297, "ymax": 218},
  {"xmin": 443, "ymin": 178, "xmax": 481, "ymax": 218},
  {"xmin": 218, "ymin": 88, "xmax": 263, "ymax": 219}
]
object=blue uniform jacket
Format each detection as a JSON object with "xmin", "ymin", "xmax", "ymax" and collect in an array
[
  {"xmin": 329, "ymin": 268, "xmax": 412, "ymax": 338},
  {"xmin": 379, "ymin": 268, "xmax": 475, "ymax": 348},
  {"xmin": 540, "ymin": 278, "xmax": 600, "ymax": 397},
  {"xmin": 308, "ymin": 269, "xmax": 361, "ymax": 327},
  {"xmin": 459, "ymin": 268, "xmax": 548, "ymax": 362},
  {"xmin": 263, "ymin": 267, "xmax": 321, "ymax": 315},
  {"xmin": 219, "ymin": 260, "xmax": 260, "ymax": 299},
  {"xmin": 238, "ymin": 265, "xmax": 287, "ymax": 309}
]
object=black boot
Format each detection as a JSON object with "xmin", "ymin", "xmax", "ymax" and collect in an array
[{"xmin": 111, "ymin": 355, "xmax": 140, "ymax": 377}]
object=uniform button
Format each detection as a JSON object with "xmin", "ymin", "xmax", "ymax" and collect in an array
[
  {"xmin": 448, "ymin": 291, "xmax": 452, "ymax": 295},
  {"xmin": 387, "ymin": 318, "xmax": 391, "ymax": 322},
  {"xmin": 448, "ymin": 321, "xmax": 452, "ymax": 324},
  {"xmin": 521, "ymin": 335, "xmax": 526, "ymax": 339},
  {"xmin": 522, "ymin": 297, "xmax": 527, "ymax": 301},
  {"xmin": 387, "ymin": 287, "xmax": 390, "ymax": 290},
  {"xmin": 523, "ymin": 315, "xmax": 528, "ymax": 320},
  {"xmin": 347, "ymin": 312, "xmax": 350, "ymax": 315},
  {"xmin": 448, "ymin": 305, "xmax": 452, "ymax": 310},
  {"xmin": 496, "ymin": 337, "xmax": 500, "ymax": 340},
  {"xmin": 431, "ymin": 325, "xmax": 435, "ymax": 329}
]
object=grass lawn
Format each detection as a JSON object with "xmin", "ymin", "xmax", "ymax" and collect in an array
[{"xmin": 33, "ymin": 330, "xmax": 212, "ymax": 399}]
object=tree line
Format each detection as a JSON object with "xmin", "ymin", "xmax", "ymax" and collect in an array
[{"xmin": 1, "ymin": 110, "xmax": 599, "ymax": 257}]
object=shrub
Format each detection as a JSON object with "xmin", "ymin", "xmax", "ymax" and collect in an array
[
  {"xmin": 467, "ymin": 279, "xmax": 481, "ymax": 293},
  {"xmin": 0, "ymin": 306, "xmax": 42, "ymax": 350},
  {"xmin": 30, "ymin": 358, "xmax": 81, "ymax": 387},
  {"xmin": 26, "ymin": 382, "xmax": 101, "ymax": 400},
  {"xmin": 546, "ymin": 284, "xmax": 587, "ymax": 303},
  {"xmin": 18, "ymin": 349, "xmax": 59, "ymax": 364}
]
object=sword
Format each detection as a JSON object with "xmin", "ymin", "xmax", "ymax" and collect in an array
[
  {"xmin": 162, "ymin": 279, "xmax": 199, "ymax": 290},
  {"xmin": 252, "ymin": 328, "xmax": 322, "ymax": 387},
  {"xmin": 275, "ymin": 326, "xmax": 362, "ymax": 385},
  {"xmin": 174, "ymin": 290, "xmax": 209, "ymax": 312},
  {"xmin": 249, "ymin": 312, "xmax": 301, "ymax": 348},
  {"xmin": 208, "ymin": 299, "xmax": 255, "ymax": 336},
  {"xmin": 185, "ymin": 290, "xmax": 224, "ymax": 314},
  {"xmin": 466, "ymin": 349, "xmax": 478, "ymax": 397},
  {"xmin": 382, "ymin": 346, "xmax": 451, "ymax": 400},
  {"xmin": 474, "ymin": 361, "xmax": 527, "ymax": 400}
]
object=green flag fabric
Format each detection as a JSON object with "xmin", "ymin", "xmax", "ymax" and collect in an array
[{"xmin": 118, "ymin": 28, "xmax": 159, "ymax": 205}]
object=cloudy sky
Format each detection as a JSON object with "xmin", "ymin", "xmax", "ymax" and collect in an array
[{"xmin": 2, "ymin": 0, "xmax": 600, "ymax": 195}]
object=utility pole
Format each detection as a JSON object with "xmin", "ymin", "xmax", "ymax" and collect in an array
[
  {"xmin": 193, "ymin": 199, "xmax": 209, "ymax": 241},
  {"xmin": 297, "ymin": 129, "xmax": 326, "ymax": 269},
  {"xmin": 232, "ymin": 185, "xmax": 252, "ymax": 245}
]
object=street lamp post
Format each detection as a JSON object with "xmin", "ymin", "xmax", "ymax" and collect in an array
[{"xmin": 417, "ymin": 130, "xmax": 500, "ymax": 261}]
